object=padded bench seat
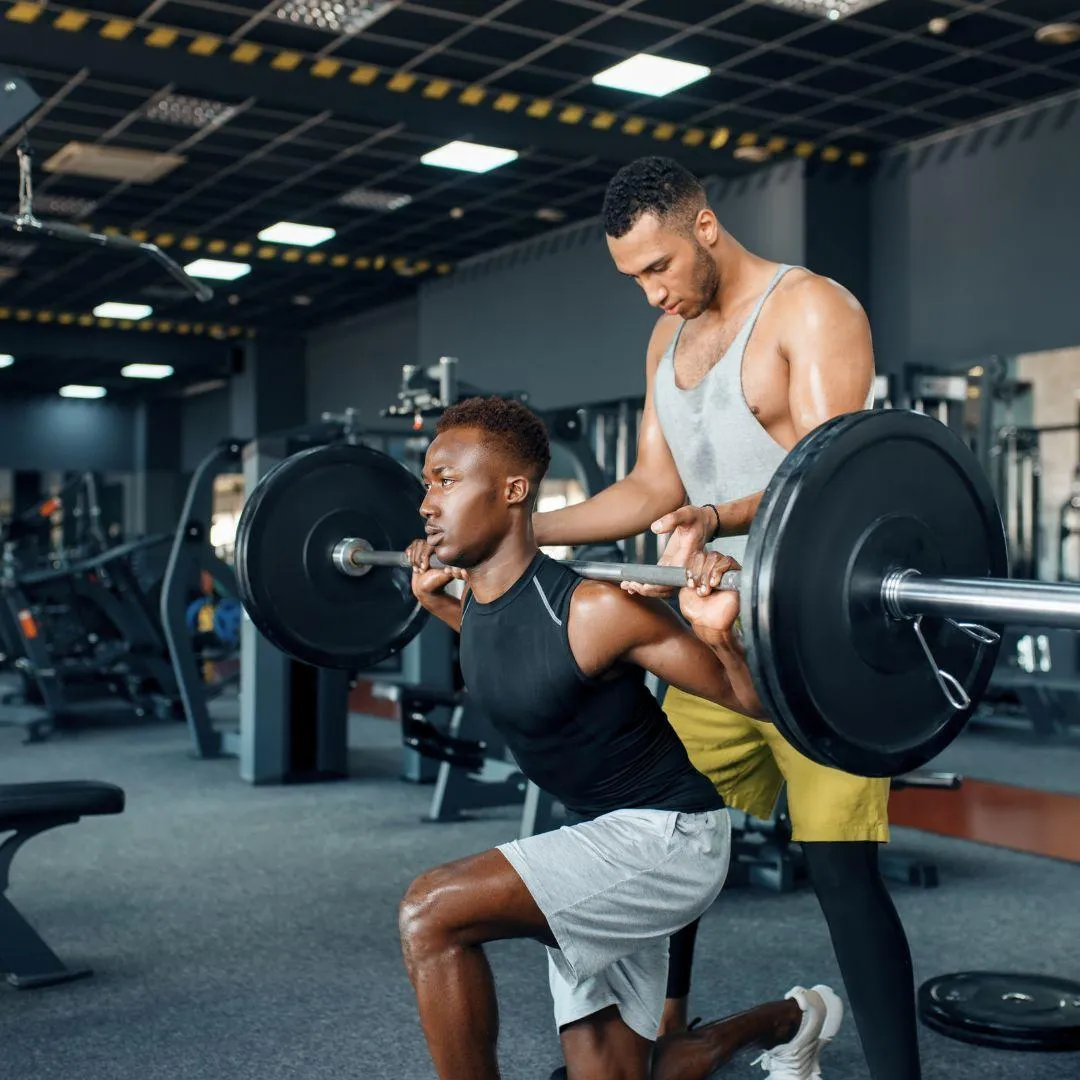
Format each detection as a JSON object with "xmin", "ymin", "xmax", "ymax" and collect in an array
[
  {"xmin": 0, "ymin": 779, "xmax": 125, "ymax": 989},
  {"xmin": 0, "ymin": 781, "xmax": 124, "ymax": 824}
]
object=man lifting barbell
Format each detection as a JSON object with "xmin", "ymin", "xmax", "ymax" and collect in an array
[{"xmin": 398, "ymin": 396, "xmax": 843, "ymax": 1080}]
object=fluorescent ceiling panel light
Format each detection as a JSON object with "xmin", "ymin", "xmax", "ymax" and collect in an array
[
  {"xmin": 421, "ymin": 140, "xmax": 518, "ymax": 174},
  {"xmin": 591, "ymin": 54, "xmax": 710, "ymax": 97},
  {"xmin": 257, "ymin": 221, "xmax": 336, "ymax": 246},
  {"xmin": 758, "ymin": 0, "xmax": 889, "ymax": 21},
  {"xmin": 93, "ymin": 302, "xmax": 153, "ymax": 319},
  {"xmin": 121, "ymin": 363, "xmax": 174, "ymax": 380},
  {"xmin": 0, "ymin": 354, "xmax": 13, "ymax": 368},
  {"xmin": 60, "ymin": 384, "xmax": 107, "ymax": 399},
  {"xmin": 185, "ymin": 258, "xmax": 252, "ymax": 281}
]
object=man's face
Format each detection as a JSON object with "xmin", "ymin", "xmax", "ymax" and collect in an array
[
  {"xmin": 607, "ymin": 211, "xmax": 719, "ymax": 320},
  {"xmin": 419, "ymin": 427, "xmax": 526, "ymax": 568}
]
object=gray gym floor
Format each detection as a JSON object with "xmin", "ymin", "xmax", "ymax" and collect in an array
[{"xmin": 1, "ymin": 717, "xmax": 1078, "ymax": 1080}]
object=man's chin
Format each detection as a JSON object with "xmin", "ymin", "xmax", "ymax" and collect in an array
[{"xmin": 432, "ymin": 540, "xmax": 467, "ymax": 569}]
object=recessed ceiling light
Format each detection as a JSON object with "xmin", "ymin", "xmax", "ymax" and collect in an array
[
  {"xmin": 145, "ymin": 94, "xmax": 236, "ymax": 130},
  {"xmin": 1035, "ymin": 22, "xmax": 1080, "ymax": 46},
  {"xmin": 59, "ymin": 384, "xmax": 107, "ymax": 399},
  {"xmin": 421, "ymin": 140, "xmax": 519, "ymax": 174},
  {"xmin": 337, "ymin": 187, "xmax": 413, "ymax": 211},
  {"xmin": 121, "ymin": 363, "xmax": 174, "ymax": 380},
  {"xmin": 273, "ymin": 0, "xmax": 399, "ymax": 35},
  {"xmin": 449, "ymin": 206, "xmax": 465, "ymax": 219},
  {"xmin": 93, "ymin": 302, "xmax": 153, "ymax": 320},
  {"xmin": 31, "ymin": 195, "xmax": 98, "ymax": 217},
  {"xmin": 185, "ymin": 258, "xmax": 252, "ymax": 281},
  {"xmin": 292, "ymin": 295, "xmax": 313, "ymax": 306},
  {"xmin": 535, "ymin": 207, "xmax": 567, "ymax": 223},
  {"xmin": 592, "ymin": 54, "xmax": 710, "ymax": 97},
  {"xmin": 759, "ymin": 0, "xmax": 887, "ymax": 20},
  {"xmin": 0, "ymin": 354, "xmax": 13, "ymax": 368},
  {"xmin": 734, "ymin": 145, "xmax": 772, "ymax": 163},
  {"xmin": 257, "ymin": 221, "xmax": 336, "ymax": 246},
  {"xmin": 927, "ymin": 16, "xmax": 949, "ymax": 35},
  {"xmin": 591, "ymin": 55, "xmax": 708, "ymax": 98}
]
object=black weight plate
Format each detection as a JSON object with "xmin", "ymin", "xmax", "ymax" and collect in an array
[
  {"xmin": 742, "ymin": 410, "xmax": 1008, "ymax": 777},
  {"xmin": 235, "ymin": 443, "xmax": 428, "ymax": 669},
  {"xmin": 919, "ymin": 972, "xmax": 1080, "ymax": 1051}
]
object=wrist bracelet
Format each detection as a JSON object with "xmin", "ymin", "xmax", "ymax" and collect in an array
[{"xmin": 704, "ymin": 503, "xmax": 721, "ymax": 539}]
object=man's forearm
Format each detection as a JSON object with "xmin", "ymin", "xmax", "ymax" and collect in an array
[
  {"xmin": 713, "ymin": 491, "xmax": 764, "ymax": 539},
  {"xmin": 534, "ymin": 473, "xmax": 684, "ymax": 547}
]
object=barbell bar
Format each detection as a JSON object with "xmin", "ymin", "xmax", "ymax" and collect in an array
[
  {"xmin": 332, "ymin": 540, "xmax": 1080, "ymax": 633},
  {"xmin": 232, "ymin": 407, "xmax": 1080, "ymax": 778},
  {"xmin": 331, "ymin": 538, "xmax": 737, "ymax": 591}
]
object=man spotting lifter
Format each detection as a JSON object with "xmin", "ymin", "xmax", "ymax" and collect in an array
[
  {"xmin": 399, "ymin": 396, "xmax": 843, "ymax": 1080},
  {"xmin": 533, "ymin": 157, "xmax": 920, "ymax": 1080}
]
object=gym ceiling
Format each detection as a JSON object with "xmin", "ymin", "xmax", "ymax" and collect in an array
[{"xmin": 1, "ymin": 0, "xmax": 1079, "ymax": 397}]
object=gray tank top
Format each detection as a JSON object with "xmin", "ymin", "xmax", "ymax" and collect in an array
[{"xmin": 653, "ymin": 264, "xmax": 794, "ymax": 564}]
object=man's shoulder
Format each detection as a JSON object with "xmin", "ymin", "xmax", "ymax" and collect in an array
[
  {"xmin": 568, "ymin": 578, "xmax": 640, "ymax": 631},
  {"xmin": 774, "ymin": 266, "xmax": 864, "ymax": 318}
]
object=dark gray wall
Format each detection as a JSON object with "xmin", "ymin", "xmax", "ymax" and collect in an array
[
  {"xmin": 229, "ymin": 337, "xmax": 308, "ymax": 439},
  {"xmin": 871, "ymin": 94, "xmax": 1080, "ymax": 372},
  {"xmin": 181, "ymin": 387, "xmax": 232, "ymax": 472},
  {"xmin": 805, "ymin": 167, "xmax": 871, "ymax": 309},
  {"xmin": 306, "ymin": 297, "xmax": 419, "ymax": 424},
  {"xmin": 304, "ymin": 163, "xmax": 806, "ymax": 414},
  {"xmin": 0, "ymin": 397, "xmax": 136, "ymax": 471}
]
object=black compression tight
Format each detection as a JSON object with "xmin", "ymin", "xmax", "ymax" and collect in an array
[{"xmin": 666, "ymin": 842, "xmax": 921, "ymax": 1080}]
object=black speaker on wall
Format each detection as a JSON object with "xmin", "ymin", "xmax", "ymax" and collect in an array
[{"xmin": 0, "ymin": 67, "xmax": 41, "ymax": 141}]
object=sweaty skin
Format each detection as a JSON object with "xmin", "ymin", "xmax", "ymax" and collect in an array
[{"xmin": 532, "ymin": 210, "xmax": 874, "ymax": 595}]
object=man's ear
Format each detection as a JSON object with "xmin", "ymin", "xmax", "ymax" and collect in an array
[
  {"xmin": 505, "ymin": 475, "xmax": 530, "ymax": 507},
  {"xmin": 695, "ymin": 207, "xmax": 719, "ymax": 247}
]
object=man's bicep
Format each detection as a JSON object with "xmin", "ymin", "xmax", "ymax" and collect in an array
[
  {"xmin": 634, "ymin": 318, "xmax": 687, "ymax": 498},
  {"xmin": 786, "ymin": 281, "xmax": 874, "ymax": 438}
]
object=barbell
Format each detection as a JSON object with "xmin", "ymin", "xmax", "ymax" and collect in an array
[{"xmin": 233, "ymin": 408, "xmax": 1080, "ymax": 778}]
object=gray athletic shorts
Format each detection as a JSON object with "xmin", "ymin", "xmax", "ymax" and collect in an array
[{"xmin": 497, "ymin": 807, "xmax": 731, "ymax": 1041}]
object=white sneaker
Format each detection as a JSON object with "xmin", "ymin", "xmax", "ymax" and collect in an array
[
  {"xmin": 752, "ymin": 986, "xmax": 832, "ymax": 1080},
  {"xmin": 809, "ymin": 984, "xmax": 844, "ymax": 1076}
]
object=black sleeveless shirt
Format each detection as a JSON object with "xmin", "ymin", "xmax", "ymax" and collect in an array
[{"xmin": 458, "ymin": 552, "xmax": 724, "ymax": 820}]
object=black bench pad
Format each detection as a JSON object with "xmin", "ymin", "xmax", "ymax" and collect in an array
[{"xmin": 0, "ymin": 782, "xmax": 125, "ymax": 825}]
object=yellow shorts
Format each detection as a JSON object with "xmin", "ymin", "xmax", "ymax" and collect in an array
[{"xmin": 663, "ymin": 687, "xmax": 890, "ymax": 843}]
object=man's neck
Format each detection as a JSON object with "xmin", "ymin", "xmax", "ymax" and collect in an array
[
  {"xmin": 466, "ymin": 533, "xmax": 539, "ymax": 604},
  {"xmin": 707, "ymin": 238, "xmax": 773, "ymax": 319}
]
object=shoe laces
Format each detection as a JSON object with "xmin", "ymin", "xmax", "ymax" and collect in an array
[{"xmin": 751, "ymin": 1039, "xmax": 816, "ymax": 1080}]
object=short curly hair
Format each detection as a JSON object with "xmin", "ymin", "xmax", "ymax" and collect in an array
[
  {"xmin": 436, "ymin": 396, "xmax": 551, "ymax": 483},
  {"xmin": 602, "ymin": 156, "xmax": 706, "ymax": 239}
]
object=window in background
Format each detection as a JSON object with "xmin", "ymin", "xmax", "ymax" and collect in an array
[
  {"xmin": 211, "ymin": 473, "xmax": 245, "ymax": 563},
  {"xmin": 537, "ymin": 478, "xmax": 586, "ymax": 561}
]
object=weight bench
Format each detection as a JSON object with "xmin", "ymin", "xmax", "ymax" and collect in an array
[{"xmin": 0, "ymin": 781, "xmax": 125, "ymax": 988}]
